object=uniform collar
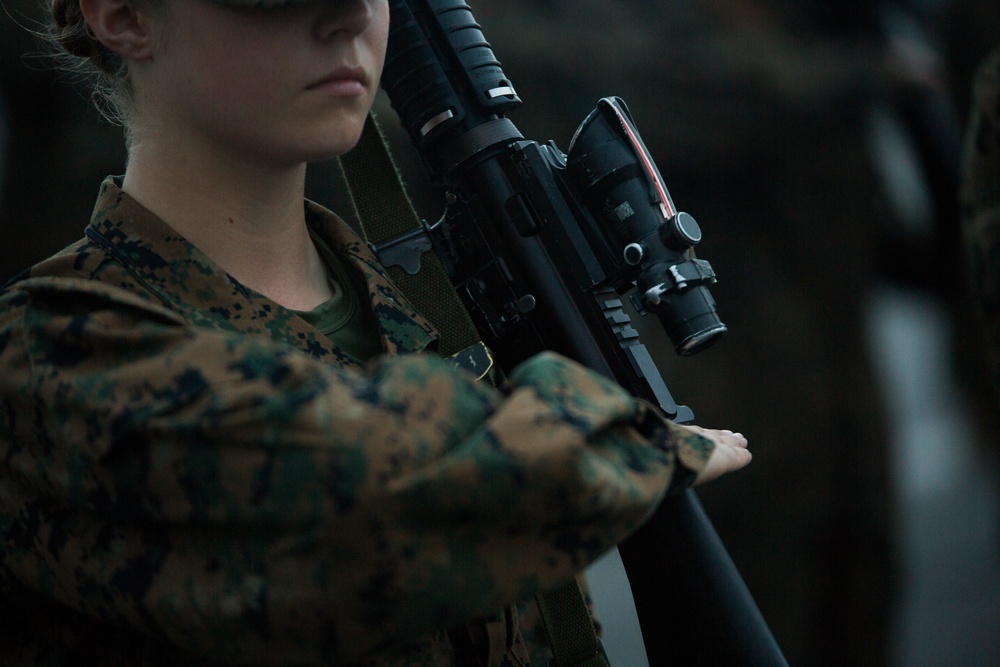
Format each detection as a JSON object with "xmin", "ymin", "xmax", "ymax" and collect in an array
[{"xmin": 84, "ymin": 178, "xmax": 438, "ymax": 365}]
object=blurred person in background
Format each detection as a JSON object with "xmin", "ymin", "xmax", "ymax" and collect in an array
[
  {"xmin": 962, "ymin": 47, "xmax": 1000, "ymax": 409},
  {"xmin": 0, "ymin": 84, "xmax": 8, "ymax": 205}
]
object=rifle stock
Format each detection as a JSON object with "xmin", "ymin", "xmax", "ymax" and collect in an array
[{"xmin": 376, "ymin": 1, "xmax": 788, "ymax": 664}]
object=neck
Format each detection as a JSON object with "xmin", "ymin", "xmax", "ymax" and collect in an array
[{"xmin": 122, "ymin": 129, "xmax": 333, "ymax": 311}]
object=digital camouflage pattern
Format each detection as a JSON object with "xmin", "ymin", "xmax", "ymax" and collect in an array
[
  {"xmin": 963, "ymin": 47, "xmax": 1000, "ymax": 404},
  {"xmin": 0, "ymin": 178, "xmax": 713, "ymax": 666}
]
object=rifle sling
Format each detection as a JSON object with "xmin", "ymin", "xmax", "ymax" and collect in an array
[
  {"xmin": 337, "ymin": 112, "xmax": 610, "ymax": 667},
  {"xmin": 337, "ymin": 113, "xmax": 479, "ymax": 358},
  {"xmin": 536, "ymin": 579, "xmax": 610, "ymax": 667}
]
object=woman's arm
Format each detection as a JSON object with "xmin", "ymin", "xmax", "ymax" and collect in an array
[{"xmin": 0, "ymin": 276, "xmax": 718, "ymax": 663}]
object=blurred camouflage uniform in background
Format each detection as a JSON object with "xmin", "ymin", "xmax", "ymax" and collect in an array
[
  {"xmin": 962, "ymin": 47, "xmax": 1000, "ymax": 405},
  {"xmin": 884, "ymin": 0, "xmax": 1000, "ymax": 459},
  {"xmin": 0, "ymin": 82, "xmax": 8, "ymax": 198},
  {"xmin": 944, "ymin": 1, "xmax": 1000, "ymax": 124},
  {"xmin": 946, "ymin": 0, "xmax": 1000, "ymax": 405}
]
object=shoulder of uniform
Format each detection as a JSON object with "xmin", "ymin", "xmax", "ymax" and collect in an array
[{"xmin": 2, "ymin": 274, "xmax": 186, "ymax": 326}]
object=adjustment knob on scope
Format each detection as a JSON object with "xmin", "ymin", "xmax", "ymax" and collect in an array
[
  {"xmin": 623, "ymin": 243, "xmax": 644, "ymax": 266},
  {"xmin": 662, "ymin": 212, "xmax": 702, "ymax": 249}
]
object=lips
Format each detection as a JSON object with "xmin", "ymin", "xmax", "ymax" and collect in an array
[{"xmin": 306, "ymin": 66, "xmax": 369, "ymax": 91}]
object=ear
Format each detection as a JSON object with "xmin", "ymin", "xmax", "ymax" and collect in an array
[{"xmin": 78, "ymin": 0, "xmax": 156, "ymax": 61}]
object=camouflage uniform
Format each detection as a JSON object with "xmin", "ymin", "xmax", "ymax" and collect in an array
[
  {"xmin": 0, "ymin": 177, "xmax": 713, "ymax": 666},
  {"xmin": 962, "ymin": 46, "xmax": 1000, "ymax": 404}
]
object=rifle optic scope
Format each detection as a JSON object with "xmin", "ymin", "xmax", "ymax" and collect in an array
[{"xmin": 566, "ymin": 97, "xmax": 727, "ymax": 356}]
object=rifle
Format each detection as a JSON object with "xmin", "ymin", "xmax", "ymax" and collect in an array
[{"xmin": 367, "ymin": 1, "xmax": 789, "ymax": 664}]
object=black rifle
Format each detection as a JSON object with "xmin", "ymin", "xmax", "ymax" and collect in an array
[{"xmin": 375, "ymin": 1, "xmax": 788, "ymax": 664}]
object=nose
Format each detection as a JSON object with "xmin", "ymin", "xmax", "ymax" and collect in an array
[{"xmin": 314, "ymin": 0, "xmax": 376, "ymax": 40}]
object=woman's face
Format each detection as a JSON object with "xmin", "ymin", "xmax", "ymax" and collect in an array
[{"xmin": 132, "ymin": 0, "xmax": 390, "ymax": 167}]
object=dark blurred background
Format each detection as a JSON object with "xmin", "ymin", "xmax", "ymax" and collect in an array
[{"xmin": 3, "ymin": 1, "xmax": 1000, "ymax": 665}]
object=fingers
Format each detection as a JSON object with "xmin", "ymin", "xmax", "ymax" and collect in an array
[{"xmin": 690, "ymin": 426, "xmax": 752, "ymax": 486}]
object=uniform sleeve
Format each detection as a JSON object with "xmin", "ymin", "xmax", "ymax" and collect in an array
[{"xmin": 0, "ymin": 279, "xmax": 712, "ymax": 664}]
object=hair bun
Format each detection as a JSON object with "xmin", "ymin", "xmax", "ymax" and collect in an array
[
  {"xmin": 50, "ymin": 0, "xmax": 111, "ymax": 67},
  {"xmin": 43, "ymin": 0, "xmax": 132, "ymax": 126}
]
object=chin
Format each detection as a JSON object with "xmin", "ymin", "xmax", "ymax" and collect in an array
[
  {"xmin": 266, "ymin": 113, "xmax": 370, "ymax": 165},
  {"xmin": 277, "ymin": 135, "xmax": 362, "ymax": 165},
  {"xmin": 312, "ymin": 121, "xmax": 369, "ymax": 160},
  {"xmin": 303, "ymin": 143, "xmax": 362, "ymax": 164}
]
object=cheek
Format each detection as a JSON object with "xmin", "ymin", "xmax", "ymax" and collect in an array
[
  {"xmin": 207, "ymin": 61, "xmax": 272, "ymax": 106},
  {"xmin": 166, "ymin": 21, "xmax": 288, "ymax": 110},
  {"xmin": 182, "ymin": 51, "xmax": 286, "ymax": 125}
]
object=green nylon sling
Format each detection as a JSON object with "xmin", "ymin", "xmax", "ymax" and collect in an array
[
  {"xmin": 336, "ymin": 113, "xmax": 478, "ymax": 358},
  {"xmin": 336, "ymin": 112, "xmax": 611, "ymax": 667}
]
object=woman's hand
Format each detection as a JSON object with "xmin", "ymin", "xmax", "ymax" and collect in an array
[{"xmin": 686, "ymin": 426, "xmax": 752, "ymax": 486}]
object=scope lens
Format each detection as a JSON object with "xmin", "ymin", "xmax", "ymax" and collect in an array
[
  {"xmin": 676, "ymin": 323, "xmax": 728, "ymax": 356},
  {"xmin": 653, "ymin": 285, "xmax": 727, "ymax": 357}
]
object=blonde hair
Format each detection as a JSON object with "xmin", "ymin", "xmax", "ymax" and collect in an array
[{"xmin": 47, "ymin": 0, "xmax": 134, "ymax": 128}]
